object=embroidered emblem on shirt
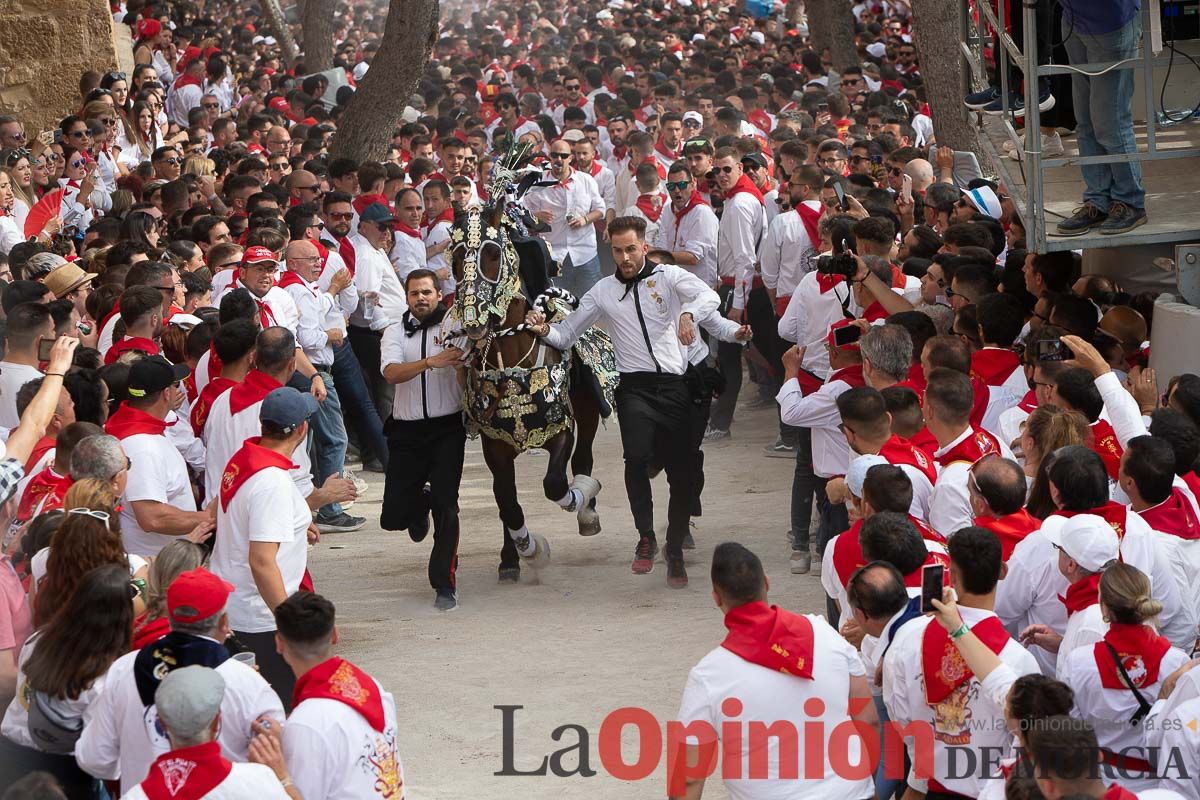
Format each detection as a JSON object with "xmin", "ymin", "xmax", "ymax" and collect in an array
[
  {"xmin": 157, "ymin": 757, "xmax": 196, "ymax": 795},
  {"xmin": 330, "ymin": 660, "xmax": 370, "ymax": 704}
]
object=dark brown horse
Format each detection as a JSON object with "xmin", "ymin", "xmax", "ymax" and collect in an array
[{"xmin": 450, "ymin": 187, "xmax": 608, "ymax": 582}]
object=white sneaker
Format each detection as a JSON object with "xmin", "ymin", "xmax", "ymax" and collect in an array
[{"xmin": 1009, "ymin": 132, "xmax": 1064, "ymax": 160}]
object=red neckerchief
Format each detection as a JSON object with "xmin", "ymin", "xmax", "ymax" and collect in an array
[
  {"xmin": 911, "ymin": 516, "xmax": 948, "ymax": 545},
  {"xmin": 335, "ymin": 235, "xmax": 357, "ymax": 277},
  {"xmin": 351, "ymin": 193, "xmax": 390, "ymax": 216},
  {"xmin": 832, "ymin": 520, "xmax": 867, "ymax": 588},
  {"xmin": 587, "ymin": 160, "xmax": 603, "ymax": 178},
  {"xmin": 721, "ymin": 600, "xmax": 814, "ymax": 678},
  {"xmin": 796, "ymin": 201, "xmax": 822, "ymax": 248},
  {"xmin": 172, "ymin": 73, "xmax": 203, "ymax": 91},
  {"xmin": 140, "ymin": 741, "xmax": 232, "ymax": 800},
  {"xmin": 974, "ymin": 509, "xmax": 1041, "ymax": 561},
  {"xmin": 670, "ymin": 190, "xmax": 708, "ymax": 225},
  {"xmin": 879, "ymin": 433, "xmax": 938, "ymax": 485},
  {"xmin": 1089, "ymin": 419, "xmax": 1124, "ymax": 482},
  {"xmin": 971, "ymin": 348, "xmax": 1021, "ymax": 386},
  {"xmin": 395, "ymin": 221, "xmax": 421, "ymax": 239},
  {"xmin": 1059, "ymin": 501, "xmax": 1129, "ymax": 540},
  {"xmin": 724, "ymin": 173, "xmax": 764, "ymax": 205},
  {"xmin": 190, "ymin": 376, "xmax": 236, "ymax": 437},
  {"xmin": 219, "ymin": 436, "xmax": 297, "ymax": 510},
  {"xmin": 910, "ymin": 426, "xmax": 939, "ymax": 459},
  {"xmin": 922, "ymin": 615, "xmax": 1010, "ymax": 703},
  {"xmin": 292, "ymin": 656, "xmax": 386, "ymax": 731},
  {"xmin": 423, "ymin": 207, "xmax": 455, "ymax": 234},
  {"xmin": 16, "ymin": 466, "xmax": 70, "ymax": 523},
  {"xmin": 276, "ymin": 270, "xmax": 313, "ymax": 294},
  {"xmin": 902, "ymin": 549, "xmax": 951, "ymax": 588},
  {"xmin": 254, "ymin": 296, "xmax": 277, "ymax": 329},
  {"xmin": 861, "ymin": 301, "xmax": 888, "ymax": 322},
  {"xmin": 796, "ymin": 368, "xmax": 824, "ymax": 397},
  {"xmin": 1137, "ymin": 488, "xmax": 1200, "ymax": 540},
  {"xmin": 828, "ymin": 363, "xmax": 866, "ymax": 388},
  {"xmin": 227, "ymin": 369, "xmax": 282, "ymax": 416},
  {"xmin": 103, "ymin": 336, "xmax": 161, "ymax": 365},
  {"xmin": 815, "ymin": 273, "xmax": 845, "ymax": 294},
  {"xmin": 1095, "ymin": 622, "xmax": 1172, "ymax": 690},
  {"xmin": 1185, "ymin": 471, "xmax": 1200, "ymax": 501},
  {"xmin": 635, "ymin": 192, "xmax": 666, "ymax": 222},
  {"xmin": 935, "ymin": 427, "xmax": 1001, "ymax": 468},
  {"xmin": 130, "ymin": 613, "xmax": 170, "ymax": 651},
  {"xmin": 610, "ymin": 144, "xmax": 628, "ymax": 162},
  {"xmin": 105, "ymin": 404, "xmax": 168, "ymax": 439},
  {"xmin": 1018, "ymin": 388, "xmax": 1038, "ymax": 414},
  {"xmin": 1059, "ymin": 572, "xmax": 1102, "ymax": 617},
  {"xmin": 24, "ymin": 435, "xmax": 55, "ymax": 474},
  {"xmin": 653, "ymin": 138, "xmax": 679, "ymax": 163},
  {"xmin": 970, "ymin": 375, "xmax": 989, "ymax": 429}
]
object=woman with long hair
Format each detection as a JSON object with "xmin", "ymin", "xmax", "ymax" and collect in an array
[
  {"xmin": 1060, "ymin": 562, "xmax": 1190, "ymax": 791},
  {"xmin": 81, "ymin": 100, "xmax": 125, "ymax": 184},
  {"xmin": 57, "ymin": 146, "xmax": 102, "ymax": 231},
  {"xmin": 131, "ymin": 539, "xmax": 206, "ymax": 649},
  {"xmin": 31, "ymin": 479, "xmax": 147, "ymax": 626},
  {"xmin": 120, "ymin": 209, "xmax": 162, "ymax": 250},
  {"xmin": 0, "ymin": 563, "xmax": 133, "ymax": 794},
  {"xmin": 0, "ymin": 169, "xmax": 21, "ymax": 256},
  {"xmin": 1, "ymin": 149, "xmax": 37, "ymax": 233},
  {"xmin": 27, "ymin": 147, "xmax": 53, "ymax": 198},
  {"xmin": 1023, "ymin": 405, "xmax": 1090, "ymax": 519},
  {"xmin": 117, "ymin": 101, "xmax": 159, "ymax": 170}
]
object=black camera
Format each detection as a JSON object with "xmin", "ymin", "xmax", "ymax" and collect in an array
[{"xmin": 816, "ymin": 251, "xmax": 857, "ymax": 279}]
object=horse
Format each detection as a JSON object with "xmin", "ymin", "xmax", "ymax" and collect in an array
[{"xmin": 449, "ymin": 164, "xmax": 616, "ymax": 583}]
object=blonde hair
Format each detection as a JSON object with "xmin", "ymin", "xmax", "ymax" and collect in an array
[
  {"xmin": 1023, "ymin": 404, "xmax": 1089, "ymax": 466},
  {"xmin": 63, "ymin": 478, "xmax": 119, "ymax": 514},
  {"xmin": 0, "ymin": 165, "xmax": 35, "ymax": 210},
  {"xmin": 1100, "ymin": 562, "xmax": 1163, "ymax": 624},
  {"xmin": 183, "ymin": 155, "xmax": 215, "ymax": 178}
]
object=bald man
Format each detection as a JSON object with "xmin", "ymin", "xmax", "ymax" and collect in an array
[
  {"xmin": 287, "ymin": 169, "xmax": 324, "ymax": 207},
  {"xmin": 903, "ymin": 158, "xmax": 934, "ymax": 193},
  {"xmin": 1097, "ymin": 306, "xmax": 1149, "ymax": 373}
]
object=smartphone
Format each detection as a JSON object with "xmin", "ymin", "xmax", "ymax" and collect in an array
[
  {"xmin": 900, "ymin": 174, "xmax": 913, "ymax": 204},
  {"xmin": 920, "ymin": 563, "xmax": 945, "ymax": 613},
  {"xmin": 833, "ymin": 181, "xmax": 848, "ymax": 211},
  {"xmin": 1035, "ymin": 339, "xmax": 1071, "ymax": 362},
  {"xmin": 37, "ymin": 338, "xmax": 55, "ymax": 362},
  {"xmin": 818, "ymin": 102, "xmax": 829, "ymax": 113},
  {"xmin": 833, "ymin": 325, "xmax": 862, "ymax": 347}
]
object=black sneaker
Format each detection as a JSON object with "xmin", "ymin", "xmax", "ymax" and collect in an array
[
  {"xmin": 316, "ymin": 512, "xmax": 366, "ymax": 533},
  {"xmin": 964, "ymin": 86, "xmax": 1001, "ymax": 110},
  {"xmin": 1099, "ymin": 201, "xmax": 1147, "ymax": 235},
  {"xmin": 1056, "ymin": 202, "xmax": 1107, "ymax": 236},
  {"xmin": 666, "ymin": 553, "xmax": 688, "ymax": 589},
  {"xmin": 435, "ymin": 590, "xmax": 458, "ymax": 611},
  {"xmin": 632, "ymin": 535, "xmax": 658, "ymax": 574},
  {"xmin": 408, "ymin": 487, "xmax": 432, "ymax": 542}
]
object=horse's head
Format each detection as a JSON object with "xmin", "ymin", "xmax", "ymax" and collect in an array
[{"xmin": 451, "ymin": 198, "xmax": 520, "ymax": 341}]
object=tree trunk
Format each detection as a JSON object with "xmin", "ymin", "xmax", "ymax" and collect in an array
[
  {"xmin": 910, "ymin": 0, "xmax": 982, "ymax": 158},
  {"xmin": 260, "ymin": 0, "xmax": 300, "ymax": 67},
  {"xmin": 805, "ymin": 0, "xmax": 857, "ymax": 73},
  {"xmin": 301, "ymin": 0, "xmax": 335, "ymax": 72},
  {"xmin": 329, "ymin": 0, "xmax": 439, "ymax": 163}
]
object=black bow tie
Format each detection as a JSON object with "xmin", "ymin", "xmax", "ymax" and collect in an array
[
  {"xmin": 403, "ymin": 304, "xmax": 446, "ymax": 336},
  {"xmin": 617, "ymin": 263, "xmax": 657, "ymax": 299}
]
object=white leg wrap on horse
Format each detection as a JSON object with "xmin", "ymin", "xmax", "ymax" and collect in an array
[
  {"xmin": 508, "ymin": 525, "xmax": 535, "ymax": 556},
  {"xmin": 556, "ymin": 489, "xmax": 582, "ymax": 511}
]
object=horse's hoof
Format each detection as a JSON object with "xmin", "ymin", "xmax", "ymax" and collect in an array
[
  {"xmin": 498, "ymin": 565, "xmax": 521, "ymax": 583},
  {"xmin": 577, "ymin": 505, "xmax": 602, "ymax": 536},
  {"xmin": 571, "ymin": 475, "xmax": 602, "ymax": 509},
  {"xmin": 520, "ymin": 533, "xmax": 551, "ymax": 570}
]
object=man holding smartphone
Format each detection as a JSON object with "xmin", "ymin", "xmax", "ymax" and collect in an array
[{"xmin": 0, "ymin": 303, "xmax": 54, "ymax": 430}]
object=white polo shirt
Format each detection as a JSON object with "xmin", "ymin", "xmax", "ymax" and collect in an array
[
  {"xmin": 675, "ymin": 613, "xmax": 874, "ymax": 800},
  {"xmin": 76, "ymin": 647, "xmax": 284, "ymax": 796},
  {"xmin": 211, "ymin": 460, "xmax": 310, "ymax": 633},
  {"xmin": 120, "ymin": 430, "xmax": 198, "ymax": 557}
]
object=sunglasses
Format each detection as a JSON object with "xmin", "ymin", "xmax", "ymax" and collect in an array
[
  {"xmin": 100, "ymin": 117, "xmax": 117, "ymax": 127},
  {"xmin": 107, "ymin": 71, "xmax": 127, "ymax": 81},
  {"xmin": 69, "ymin": 159, "xmax": 88, "ymax": 169},
  {"xmin": 67, "ymin": 507, "xmax": 110, "ymax": 522},
  {"xmin": 564, "ymin": 84, "xmax": 581, "ymax": 91},
  {"xmin": 549, "ymin": 151, "xmax": 572, "ymax": 159},
  {"xmin": 69, "ymin": 130, "xmax": 91, "ymax": 139},
  {"xmin": 683, "ymin": 120, "xmax": 702, "ymax": 127},
  {"xmin": 666, "ymin": 181, "xmax": 691, "ymax": 191},
  {"xmin": 4, "ymin": 148, "xmax": 30, "ymax": 165},
  {"xmin": 327, "ymin": 211, "xmax": 354, "ymax": 221},
  {"xmin": 161, "ymin": 157, "xmax": 183, "ymax": 165},
  {"xmin": 714, "ymin": 165, "xmax": 736, "ymax": 174},
  {"xmin": 44, "ymin": 153, "xmax": 61, "ymax": 163}
]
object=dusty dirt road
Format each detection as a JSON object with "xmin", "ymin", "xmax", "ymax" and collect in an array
[{"xmin": 309, "ymin": 395, "xmax": 831, "ymax": 799}]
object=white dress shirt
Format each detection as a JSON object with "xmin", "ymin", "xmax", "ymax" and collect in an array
[
  {"xmin": 541, "ymin": 264, "xmax": 719, "ymax": 376},
  {"xmin": 716, "ymin": 191, "xmax": 765, "ymax": 311},
  {"xmin": 314, "ymin": 249, "xmax": 361, "ymax": 321},
  {"xmin": 776, "ymin": 272, "xmax": 857, "ymax": 379},
  {"xmin": 379, "ymin": 311, "xmax": 465, "ymax": 421},
  {"xmin": 280, "ymin": 273, "xmax": 342, "ymax": 366},
  {"xmin": 759, "ymin": 200, "xmax": 822, "ymax": 300},
  {"xmin": 523, "ymin": 170, "xmax": 606, "ymax": 265},
  {"xmin": 389, "ymin": 229, "xmax": 427, "ymax": 281},
  {"xmin": 655, "ymin": 199, "xmax": 720, "ymax": 288},
  {"xmin": 928, "ymin": 427, "xmax": 1015, "ymax": 540},
  {"xmin": 346, "ymin": 233, "xmax": 407, "ymax": 328},
  {"xmin": 776, "ymin": 368, "xmax": 858, "ymax": 478}
]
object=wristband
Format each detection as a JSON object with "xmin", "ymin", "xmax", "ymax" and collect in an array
[
  {"xmin": 45, "ymin": 372, "xmax": 65, "ymax": 377},
  {"xmin": 949, "ymin": 623, "xmax": 969, "ymax": 640},
  {"xmin": 280, "ymin": 777, "xmax": 293, "ymax": 788}
]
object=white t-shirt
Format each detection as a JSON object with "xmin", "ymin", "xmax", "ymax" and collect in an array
[
  {"xmin": 119, "ymin": 432, "xmax": 197, "ymax": 557},
  {"xmin": 1, "ymin": 633, "xmax": 109, "ymax": 751},
  {"xmin": 211, "ymin": 464, "xmax": 310, "ymax": 633},
  {"xmin": 675, "ymin": 613, "xmax": 874, "ymax": 800},
  {"xmin": 121, "ymin": 761, "xmax": 291, "ymax": 799},
  {"xmin": 0, "ymin": 361, "xmax": 44, "ymax": 430},
  {"xmin": 30, "ymin": 549, "xmax": 146, "ymax": 588},
  {"xmin": 284, "ymin": 672, "xmax": 405, "ymax": 800}
]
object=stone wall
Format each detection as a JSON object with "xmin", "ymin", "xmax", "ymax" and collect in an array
[{"xmin": 0, "ymin": 0, "xmax": 121, "ymax": 135}]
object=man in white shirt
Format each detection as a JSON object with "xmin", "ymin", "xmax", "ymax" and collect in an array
[
  {"xmin": 883, "ymin": 527, "xmax": 1041, "ymax": 799},
  {"xmin": 276, "ymin": 591, "xmax": 405, "ymax": 799},
  {"xmin": 571, "ymin": 135, "xmax": 617, "ymax": 234},
  {"xmin": 656, "ymin": 163, "xmax": 719, "ymax": 288},
  {"xmin": 390, "ymin": 188, "xmax": 427, "ymax": 280},
  {"xmin": 709, "ymin": 147, "xmax": 765, "ymax": 439},
  {"xmin": 76, "ymin": 568, "xmax": 285, "ymax": 795},
  {"xmin": 421, "ymin": 181, "xmax": 457, "ymax": 296},
  {"xmin": 165, "ymin": 53, "xmax": 205, "ymax": 128},
  {"xmin": 379, "ymin": 269, "xmax": 467, "ymax": 612},
  {"xmin": 105, "ymin": 355, "xmax": 211, "ymax": 556},
  {"xmin": 760, "ymin": 165, "xmax": 825, "ymax": 317},
  {"xmin": 620, "ymin": 161, "xmax": 668, "ymax": 246},
  {"xmin": 211, "ymin": 387, "xmax": 318, "ymax": 708},
  {"xmin": 673, "ymin": 542, "xmax": 876, "ymax": 800},
  {"xmin": 527, "ymin": 216, "xmax": 719, "ymax": 588},
  {"xmin": 0, "ymin": 303, "xmax": 52, "ymax": 430},
  {"xmin": 523, "ymin": 138, "xmax": 606, "ymax": 300},
  {"xmin": 121, "ymin": 666, "xmax": 292, "ymax": 799}
]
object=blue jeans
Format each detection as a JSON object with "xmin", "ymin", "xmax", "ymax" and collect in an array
[
  {"xmin": 288, "ymin": 368, "xmax": 346, "ymax": 519},
  {"xmin": 554, "ymin": 253, "xmax": 602, "ymax": 300},
  {"xmin": 1064, "ymin": 15, "xmax": 1145, "ymax": 210},
  {"xmin": 330, "ymin": 340, "xmax": 389, "ymax": 469}
]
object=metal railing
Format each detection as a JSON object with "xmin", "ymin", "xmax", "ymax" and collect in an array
[{"xmin": 960, "ymin": 0, "xmax": 1200, "ymax": 252}]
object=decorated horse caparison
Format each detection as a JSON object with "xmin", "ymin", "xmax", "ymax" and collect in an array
[{"xmin": 449, "ymin": 145, "xmax": 619, "ymax": 582}]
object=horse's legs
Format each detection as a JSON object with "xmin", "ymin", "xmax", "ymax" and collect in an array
[
  {"xmin": 567, "ymin": 388, "xmax": 603, "ymax": 535},
  {"xmin": 482, "ymin": 438, "xmax": 524, "ymax": 577},
  {"xmin": 542, "ymin": 427, "xmax": 574, "ymax": 506}
]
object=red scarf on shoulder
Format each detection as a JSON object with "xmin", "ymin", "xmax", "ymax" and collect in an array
[
  {"xmin": 922, "ymin": 615, "xmax": 1011, "ymax": 703},
  {"xmin": 1059, "ymin": 572, "xmax": 1102, "ymax": 617},
  {"xmin": 1094, "ymin": 622, "xmax": 1172, "ymax": 690},
  {"xmin": 104, "ymin": 336, "xmax": 161, "ymax": 365},
  {"xmin": 974, "ymin": 509, "xmax": 1040, "ymax": 561},
  {"xmin": 827, "ymin": 363, "xmax": 866, "ymax": 389},
  {"xmin": 16, "ymin": 467, "xmax": 71, "ymax": 524},
  {"xmin": 635, "ymin": 192, "xmax": 667, "ymax": 222},
  {"xmin": 190, "ymin": 376, "xmax": 236, "ymax": 437},
  {"xmin": 1137, "ymin": 488, "xmax": 1200, "ymax": 540},
  {"xmin": 105, "ymin": 404, "xmax": 169, "ymax": 439},
  {"xmin": 879, "ymin": 434, "xmax": 938, "ymax": 485},
  {"xmin": 910, "ymin": 426, "xmax": 939, "ymax": 459},
  {"xmin": 226, "ymin": 370, "xmax": 282, "ymax": 416},
  {"xmin": 293, "ymin": 656, "xmax": 386, "ymax": 731},
  {"xmin": 721, "ymin": 600, "xmax": 814, "ymax": 678},
  {"xmin": 902, "ymin": 550, "xmax": 951, "ymax": 588},
  {"xmin": 140, "ymin": 741, "xmax": 232, "ymax": 800},
  {"xmin": 935, "ymin": 427, "xmax": 1001, "ymax": 468},
  {"xmin": 971, "ymin": 348, "xmax": 1021, "ymax": 386},
  {"xmin": 219, "ymin": 437, "xmax": 296, "ymax": 511},
  {"xmin": 1088, "ymin": 419, "xmax": 1124, "ymax": 482},
  {"xmin": 723, "ymin": 173, "xmax": 764, "ymax": 205},
  {"xmin": 276, "ymin": 270, "xmax": 311, "ymax": 292}
]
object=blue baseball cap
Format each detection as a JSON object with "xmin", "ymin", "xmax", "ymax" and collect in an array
[
  {"xmin": 260, "ymin": 387, "xmax": 318, "ymax": 432},
  {"xmin": 359, "ymin": 202, "xmax": 398, "ymax": 224}
]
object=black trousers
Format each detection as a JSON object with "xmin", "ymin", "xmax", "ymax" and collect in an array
[
  {"xmin": 380, "ymin": 414, "xmax": 466, "ymax": 592},
  {"xmin": 790, "ymin": 426, "xmax": 820, "ymax": 549},
  {"xmin": 710, "ymin": 283, "xmax": 743, "ymax": 432},
  {"xmin": 234, "ymin": 628, "xmax": 296, "ymax": 713},
  {"xmin": 347, "ymin": 324, "xmax": 386, "ymax": 419},
  {"xmin": 616, "ymin": 372, "xmax": 694, "ymax": 556}
]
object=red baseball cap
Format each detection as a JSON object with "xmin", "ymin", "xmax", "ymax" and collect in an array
[
  {"xmin": 167, "ymin": 568, "xmax": 235, "ymax": 623},
  {"xmin": 827, "ymin": 319, "xmax": 862, "ymax": 351},
  {"xmin": 268, "ymin": 96, "xmax": 290, "ymax": 113},
  {"xmin": 241, "ymin": 245, "xmax": 279, "ymax": 266}
]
